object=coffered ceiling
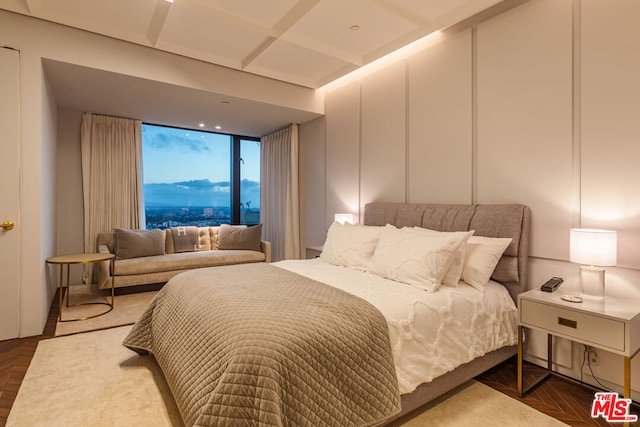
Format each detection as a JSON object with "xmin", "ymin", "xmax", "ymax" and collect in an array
[{"xmin": 1, "ymin": 0, "xmax": 506, "ymax": 88}]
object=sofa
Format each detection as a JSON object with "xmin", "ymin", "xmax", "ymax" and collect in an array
[{"xmin": 97, "ymin": 225, "xmax": 271, "ymax": 289}]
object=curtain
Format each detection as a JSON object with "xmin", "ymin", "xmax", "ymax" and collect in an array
[
  {"xmin": 81, "ymin": 112, "xmax": 143, "ymax": 282},
  {"xmin": 260, "ymin": 124, "xmax": 301, "ymax": 261}
]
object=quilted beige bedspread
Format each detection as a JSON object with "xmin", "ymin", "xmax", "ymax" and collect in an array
[{"xmin": 123, "ymin": 263, "xmax": 400, "ymax": 426}]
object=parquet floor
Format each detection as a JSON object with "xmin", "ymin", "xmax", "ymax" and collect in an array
[
  {"xmin": 0, "ymin": 295, "xmax": 636, "ymax": 426},
  {"xmin": 0, "ymin": 295, "xmax": 57, "ymax": 427},
  {"xmin": 476, "ymin": 356, "xmax": 639, "ymax": 426}
]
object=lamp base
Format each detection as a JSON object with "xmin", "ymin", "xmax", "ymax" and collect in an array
[{"xmin": 580, "ymin": 265, "xmax": 605, "ymax": 300}]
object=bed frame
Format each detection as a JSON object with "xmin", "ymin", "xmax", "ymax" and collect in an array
[{"xmin": 362, "ymin": 202, "xmax": 531, "ymax": 424}]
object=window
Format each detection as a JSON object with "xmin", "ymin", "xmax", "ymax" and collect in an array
[
  {"xmin": 142, "ymin": 124, "xmax": 260, "ymax": 229},
  {"xmin": 239, "ymin": 138, "xmax": 261, "ymax": 225}
]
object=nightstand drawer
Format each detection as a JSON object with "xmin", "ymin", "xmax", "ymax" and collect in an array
[{"xmin": 520, "ymin": 299, "xmax": 625, "ymax": 352}]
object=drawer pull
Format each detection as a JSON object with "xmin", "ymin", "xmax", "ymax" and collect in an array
[{"xmin": 558, "ymin": 317, "xmax": 577, "ymax": 328}]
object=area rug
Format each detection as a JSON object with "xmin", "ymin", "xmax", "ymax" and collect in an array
[
  {"xmin": 54, "ymin": 287, "xmax": 158, "ymax": 336},
  {"xmin": 8, "ymin": 326, "xmax": 567, "ymax": 427},
  {"xmin": 398, "ymin": 381, "xmax": 567, "ymax": 426},
  {"xmin": 8, "ymin": 326, "xmax": 183, "ymax": 427}
]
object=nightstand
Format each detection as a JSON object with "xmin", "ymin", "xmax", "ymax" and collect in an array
[
  {"xmin": 517, "ymin": 289, "xmax": 640, "ymax": 406},
  {"xmin": 305, "ymin": 246, "xmax": 323, "ymax": 259}
]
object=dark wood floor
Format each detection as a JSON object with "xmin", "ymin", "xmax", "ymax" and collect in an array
[
  {"xmin": 476, "ymin": 356, "xmax": 639, "ymax": 426},
  {"xmin": 0, "ymin": 296, "xmax": 635, "ymax": 426},
  {"xmin": 0, "ymin": 295, "xmax": 58, "ymax": 427}
]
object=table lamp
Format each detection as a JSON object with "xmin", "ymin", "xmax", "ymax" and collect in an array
[
  {"xmin": 334, "ymin": 213, "xmax": 356, "ymax": 224},
  {"xmin": 569, "ymin": 228, "xmax": 617, "ymax": 300}
]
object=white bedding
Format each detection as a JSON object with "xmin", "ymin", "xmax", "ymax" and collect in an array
[{"xmin": 274, "ymin": 258, "xmax": 518, "ymax": 394}]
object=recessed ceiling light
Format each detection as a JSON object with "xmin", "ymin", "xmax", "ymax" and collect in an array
[
  {"xmin": 215, "ymin": 125, "xmax": 222, "ymax": 130},
  {"xmin": 350, "ymin": 25, "xmax": 360, "ymax": 31},
  {"xmin": 221, "ymin": 101, "xmax": 230, "ymax": 106},
  {"xmin": 198, "ymin": 123, "xmax": 205, "ymax": 127}
]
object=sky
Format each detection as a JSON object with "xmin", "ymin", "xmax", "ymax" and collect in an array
[{"xmin": 141, "ymin": 124, "xmax": 261, "ymax": 184}]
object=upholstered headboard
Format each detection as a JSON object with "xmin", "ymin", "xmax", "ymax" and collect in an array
[{"xmin": 363, "ymin": 203, "xmax": 531, "ymax": 303}]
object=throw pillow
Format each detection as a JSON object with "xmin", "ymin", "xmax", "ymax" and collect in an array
[
  {"xmin": 320, "ymin": 222, "xmax": 382, "ymax": 271},
  {"xmin": 367, "ymin": 224, "xmax": 470, "ymax": 292},
  {"xmin": 217, "ymin": 224, "xmax": 262, "ymax": 251},
  {"xmin": 113, "ymin": 228, "xmax": 166, "ymax": 259},
  {"xmin": 170, "ymin": 226, "xmax": 200, "ymax": 253},
  {"xmin": 462, "ymin": 236, "xmax": 512, "ymax": 290},
  {"xmin": 410, "ymin": 227, "xmax": 474, "ymax": 287}
]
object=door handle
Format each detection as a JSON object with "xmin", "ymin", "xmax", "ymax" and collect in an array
[{"xmin": 1, "ymin": 221, "xmax": 15, "ymax": 231}]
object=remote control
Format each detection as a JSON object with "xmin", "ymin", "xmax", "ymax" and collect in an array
[{"xmin": 541, "ymin": 277, "xmax": 564, "ymax": 292}]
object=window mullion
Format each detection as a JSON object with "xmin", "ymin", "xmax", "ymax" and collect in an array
[{"xmin": 231, "ymin": 135, "xmax": 241, "ymax": 224}]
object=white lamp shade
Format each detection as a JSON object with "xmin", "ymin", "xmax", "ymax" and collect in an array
[
  {"xmin": 569, "ymin": 228, "xmax": 617, "ymax": 266},
  {"xmin": 334, "ymin": 213, "xmax": 355, "ymax": 225}
]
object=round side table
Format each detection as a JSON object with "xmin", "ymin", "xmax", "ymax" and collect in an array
[{"xmin": 46, "ymin": 253, "xmax": 115, "ymax": 322}]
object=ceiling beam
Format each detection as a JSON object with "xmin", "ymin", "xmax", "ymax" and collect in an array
[
  {"xmin": 147, "ymin": 0, "xmax": 172, "ymax": 46},
  {"xmin": 240, "ymin": 36, "xmax": 278, "ymax": 70},
  {"xmin": 241, "ymin": 0, "xmax": 321, "ymax": 69},
  {"xmin": 24, "ymin": 0, "xmax": 43, "ymax": 15},
  {"xmin": 270, "ymin": 0, "xmax": 322, "ymax": 36}
]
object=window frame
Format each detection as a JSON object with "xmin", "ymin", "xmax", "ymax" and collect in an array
[{"xmin": 142, "ymin": 123, "xmax": 260, "ymax": 228}]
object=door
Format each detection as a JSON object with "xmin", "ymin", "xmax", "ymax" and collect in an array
[{"xmin": 0, "ymin": 46, "xmax": 21, "ymax": 340}]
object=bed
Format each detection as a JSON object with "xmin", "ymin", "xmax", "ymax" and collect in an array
[{"xmin": 123, "ymin": 202, "xmax": 530, "ymax": 426}]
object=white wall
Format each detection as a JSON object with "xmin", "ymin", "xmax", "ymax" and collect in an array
[
  {"xmin": 55, "ymin": 109, "xmax": 84, "ymax": 285},
  {"xmin": 0, "ymin": 9, "xmax": 322, "ymax": 337},
  {"xmin": 477, "ymin": 0, "xmax": 574, "ymax": 259},
  {"xmin": 299, "ymin": 117, "xmax": 327, "ymax": 249},
  {"xmin": 40, "ymin": 63, "xmax": 59, "ymax": 323},
  {"xmin": 325, "ymin": 81, "xmax": 361, "ymax": 225},
  {"xmin": 360, "ymin": 62, "xmax": 407, "ymax": 210},
  {"xmin": 580, "ymin": 0, "xmax": 640, "ymax": 269},
  {"xmin": 308, "ymin": 0, "xmax": 640, "ymax": 398},
  {"xmin": 409, "ymin": 28, "xmax": 472, "ymax": 204}
]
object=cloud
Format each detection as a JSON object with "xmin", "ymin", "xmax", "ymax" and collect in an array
[
  {"xmin": 173, "ymin": 179, "xmax": 224, "ymax": 188},
  {"xmin": 143, "ymin": 125, "xmax": 216, "ymax": 154},
  {"xmin": 240, "ymin": 179, "xmax": 259, "ymax": 190}
]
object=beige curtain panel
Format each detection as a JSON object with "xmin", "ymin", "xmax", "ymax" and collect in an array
[
  {"xmin": 260, "ymin": 124, "xmax": 301, "ymax": 261},
  {"xmin": 81, "ymin": 112, "xmax": 143, "ymax": 283}
]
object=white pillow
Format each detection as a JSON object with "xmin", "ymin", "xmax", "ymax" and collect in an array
[
  {"xmin": 411, "ymin": 227, "xmax": 475, "ymax": 287},
  {"xmin": 368, "ymin": 225, "xmax": 472, "ymax": 292},
  {"xmin": 320, "ymin": 222, "xmax": 382, "ymax": 271},
  {"xmin": 462, "ymin": 236, "xmax": 512, "ymax": 290}
]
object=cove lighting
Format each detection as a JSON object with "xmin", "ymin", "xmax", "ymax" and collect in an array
[{"xmin": 320, "ymin": 30, "xmax": 443, "ymax": 91}]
